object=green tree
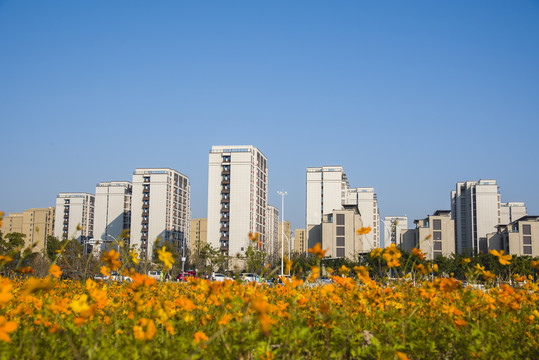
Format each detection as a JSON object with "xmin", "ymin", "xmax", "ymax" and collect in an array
[
  {"xmin": 0, "ymin": 232, "xmax": 26, "ymax": 255},
  {"xmin": 45, "ymin": 235, "xmax": 62, "ymax": 262}
]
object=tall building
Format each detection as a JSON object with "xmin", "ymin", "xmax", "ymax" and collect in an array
[
  {"xmin": 382, "ymin": 216, "xmax": 408, "ymax": 247},
  {"xmin": 345, "ymin": 188, "xmax": 380, "ymax": 250},
  {"xmin": 54, "ymin": 193, "xmax": 95, "ymax": 243},
  {"xmin": 451, "ymin": 180, "xmax": 500, "ymax": 255},
  {"xmin": 306, "ymin": 166, "xmax": 349, "ymax": 248},
  {"xmin": 500, "ymin": 202, "xmax": 527, "ymax": 225},
  {"xmin": 266, "ymin": 205, "xmax": 279, "ymax": 259},
  {"xmin": 207, "ymin": 146, "xmax": 268, "ymax": 261},
  {"xmin": 94, "ymin": 181, "xmax": 132, "ymax": 242},
  {"xmin": 403, "ymin": 210, "xmax": 455, "ymax": 259},
  {"xmin": 294, "ymin": 229, "xmax": 306, "ymax": 254},
  {"xmin": 131, "ymin": 168, "xmax": 191, "ymax": 261},
  {"xmin": 1, "ymin": 208, "xmax": 55, "ymax": 252},
  {"xmin": 190, "ymin": 218, "xmax": 207, "ymax": 255},
  {"xmin": 322, "ymin": 205, "xmax": 365, "ymax": 259},
  {"xmin": 279, "ymin": 221, "xmax": 292, "ymax": 257}
]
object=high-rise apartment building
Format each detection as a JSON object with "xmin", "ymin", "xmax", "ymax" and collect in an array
[
  {"xmin": 207, "ymin": 146, "xmax": 268, "ymax": 260},
  {"xmin": 1, "ymin": 208, "xmax": 55, "ymax": 252},
  {"xmin": 190, "ymin": 218, "xmax": 207, "ymax": 255},
  {"xmin": 131, "ymin": 168, "xmax": 191, "ymax": 261},
  {"xmin": 266, "ymin": 205, "xmax": 279, "ymax": 259},
  {"xmin": 383, "ymin": 216, "xmax": 408, "ymax": 247},
  {"xmin": 54, "ymin": 193, "xmax": 95, "ymax": 243},
  {"xmin": 345, "ymin": 188, "xmax": 380, "ymax": 250},
  {"xmin": 451, "ymin": 180, "xmax": 500, "ymax": 255},
  {"xmin": 294, "ymin": 229, "xmax": 306, "ymax": 254},
  {"xmin": 94, "ymin": 181, "xmax": 132, "ymax": 242},
  {"xmin": 500, "ymin": 202, "xmax": 527, "ymax": 225}
]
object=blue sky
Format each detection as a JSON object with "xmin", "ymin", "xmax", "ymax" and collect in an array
[{"xmin": 1, "ymin": 1, "xmax": 538, "ymax": 239}]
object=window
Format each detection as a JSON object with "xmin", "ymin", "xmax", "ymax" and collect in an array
[
  {"xmin": 434, "ymin": 242, "xmax": 442, "ymax": 251},
  {"xmin": 336, "ymin": 237, "xmax": 345, "ymax": 247},
  {"xmin": 336, "ymin": 214, "xmax": 345, "ymax": 225},
  {"xmin": 336, "ymin": 227, "xmax": 345, "ymax": 236},
  {"xmin": 523, "ymin": 236, "xmax": 532, "ymax": 245},
  {"xmin": 336, "ymin": 248, "xmax": 345, "ymax": 258},
  {"xmin": 433, "ymin": 231, "xmax": 442, "ymax": 241},
  {"xmin": 523, "ymin": 225, "xmax": 531, "ymax": 235},
  {"xmin": 433, "ymin": 219, "xmax": 442, "ymax": 230},
  {"xmin": 523, "ymin": 246, "xmax": 532, "ymax": 255}
]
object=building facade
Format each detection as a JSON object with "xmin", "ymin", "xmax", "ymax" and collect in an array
[
  {"xmin": 190, "ymin": 218, "xmax": 207, "ymax": 255},
  {"xmin": 93, "ymin": 181, "xmax": 132, "ymax": 242},
  {"xmin": 500, "ymin": 202, "xmax": 527, "ymax": 225},
  {"xmin": 345, "ymin": 188, "xmax": 380, "ymax": 250},
  {"xmin": 54, "ymin": 193, "xmax": 95, "ymax": 243},
  {"xmin": 207, "ymin": 146, "xmax": 268, "ymax": 260},
  {"xmin": 294, "ymin": 229, "xmax": 306, "ymax": 254},
  {"xmin": 405, "ymin": 210, "xmax": 455, "ymax": 259},
  {"xmin": 279, "ymin": 221, "xmax": 292, "ymax": 257},
  {"xmin": 322, "ymin": 205, "xmax": 364, "ymax": 259},
  {"xmin": 383, "ymin": 216, "xmax": 408, "ymax": 248},
  {"xmin": 487, "ymin": 216, "xmax": 539, "ymax": 256},
  {"xmin": 131, "ymin": 168, "xmax": 191, "ymax": 261},
  {"xmin": 451, "ymin": 180, "xmax": 500, "ymax": 255},
  {"xmin": 266, "ymin": 205, "xmax": 279, "ymax": 259},
  {"xmin": 1, "ymin": 208, "xmax": 55, "ymax": 252}
]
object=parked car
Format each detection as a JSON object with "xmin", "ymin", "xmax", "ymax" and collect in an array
[
  {"xmin": 212, "ymin": 273, "xmax": 232, "ymax": 282},
  {"xmin": 177, "ymin": 270, "xmax": 197, "ymax": 282},
  {"xmin": 241, "ymin": 273, "xmax": 260, "ymax": 282},
  {"xmin": 148, "ymin": 270, "xmax": 162, "ymax": 281}
]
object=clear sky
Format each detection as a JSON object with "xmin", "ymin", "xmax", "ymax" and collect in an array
[{"xmin": 1, "ymin": 1, "xmax": 538, "ymax": 241}]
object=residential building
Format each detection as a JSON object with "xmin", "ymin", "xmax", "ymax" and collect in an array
[
  {"xmin": 451, "ymin": 180, "xmax": 500, "ymax": 255},
  {"xmin": 322, "ymin": 205, "xmax": 364, "ymax": 260},
  {"xmin": 190, "ymin": 218, "xmax": 207, "ymax": 255},
  {"xmin": 1, "ymin": 208, "xmax": 55, "ymax": 252},
  {"xmin": 93, "ymin": 181, "xmax": 132, "ymax": 242},
  {"xmin": 279, "ymin": 221, "xmax": 292, "ymax": 257},
  {"xmin": 406, "ymin": 210, "xmax": 455, "ymax": 259},
  {"xmin": 207, "ymin": 146, "xmax": 268, "ymax": 263},
  {"xmin": 345, "ymin": 188, "xmax": 380, "ymax": 250},
  {"xmin": 500, "ymin": 202, "xmax": 527, "ymax": 225},
  {"xmin": 131, "ymin": 168, "xmax": 191, "ymax": 261},
  {"xmin": 487, "ymin": 216, "xmax": 539, "ymax": 256},
  {"xmin": 294, "ymin": 229, "xmax": 306, "ymax": 254},
  {"xmin": 383, "ymin": 216, "xmax": 408, "ymax": 247},
  {"xmin": 266, "ymin": 205, "xmax": 279, "ymax": 259},
  {"xmin": 54, "ymin": 193, "xmax": 95, "ymax": 243}
]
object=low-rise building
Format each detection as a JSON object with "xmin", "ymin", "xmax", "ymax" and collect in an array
[
  {"xmin": 322, "ymin": 205, "xmax": 365, "ymax": 260},
  {"xmin": 487, "ymin": 215, "xmax": 539, "ymax": 256},
  {"xmin": 1, "ymin": 207, "xmax": 55, "ymax": 252},
  {"xmin": 404, "ymin": 210, "xmax": 455, "ymax": 259}
]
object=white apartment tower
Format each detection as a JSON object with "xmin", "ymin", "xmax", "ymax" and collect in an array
[
  {"xmin": 266, "ymin": 204, "xmax": 280, "ymax": 259},
  {"xmin": 500, "ymin": 202, "xmax": 527, "ymax": 225},
  {"xmin": 94, "ymin": 181, "xmax": 132, "ymax": 241},
  {"xmin": 207, "ymin": 145, "xmax": 268, "ymax": 258},
  {"xmin": 54, "ymin": 193, "xmax": 95, "ymax": 243},
  {"xmin": 345, "ymin": 187, "xmax": 380, "ymax": 250},
  {"xmin": 131, "ymin": 168, "xmax": 190, "ymax": 261},
  {"xmin": 451, "ymin": 180, "xmax": 500, "ymax": 255}
]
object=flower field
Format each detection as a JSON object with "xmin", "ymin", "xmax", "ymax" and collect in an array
[{"xmin": 1, "ymin": 269, "xmax": 539, "ymax": 359}]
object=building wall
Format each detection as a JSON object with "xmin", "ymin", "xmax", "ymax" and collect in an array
[
  {"xmin": 500, "ymin": 202, "xmax": 527, "ymax": 225},
  {"xmin": 278, "ymin": 221, "xmax": 292, "ymax": 258},
  {"xmin": 322, "ymin": 208, "xmax": 363, "ymax": 260},
  {"xmin": 266, "ymin": 205, "xmax": 279, "ymax": 258},
  {"xmin": 345, "ymin": 188, "xmax": 380, "ymax": 250},
  {"xmin": 207, "ymin": 146, "xmax": 267, "ymax": 260},
  {"xmin": 190, "ymin": 218, "xmax": 207, "ymax": 255},
  {"xmin": 2, "ymin": 208, "xmax": 55, "ymax": 252},
  {"xmin": 94, "ymin": 181, "xmax": 132, "ymax": 241},
  {"xmin": 383, "ymin": 216, "xmax": 408, "ymax": 247},
  {"xmin": 131, "ymin": 168, "xmax": 190, "ymax": 260},
  {"xmin": 1, "ymin": 213, "xmax": 23, "ymax": 234},
  {"xmin": 414, "ymin": 211, "xmax": 455, "ymax": 259},
  {"xmin": 505, "ymin": 217, "xmax": 539, "ymax": 256},
  {"xmin": 294, "ymin": 229, "xmax": 306, "ymax": 254},
  {"xmin": 54, "ymin": 193, "xmax": 95, "ymax": 243}
]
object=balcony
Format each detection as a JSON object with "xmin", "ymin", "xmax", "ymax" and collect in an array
[
  {"xmin": 220, "ymin": 235, "xmax": 229, "ymax": 241},
  {"xmin": 220, "ymin": 198, "xmax": 230, "ymax": 204},
  {"xmin": 221, "ymin": 178, "xmax": 230, "ymax": 185},
  {"xmin": 221, "ymin": 188, "xmax": 230, "ymax": 194},
  {"xmin": 220, "ymin": 226, "xmax": 229, "ymax": 232},
  {"xmin": 221, "ymin": 169, "xmax": 230, "ymax": 175},
  {"xmin": 220, "ymin": 216, "xmax": 229, "ymax": 222},
  {"xmin": 220, "ymin": 245, "xmax": 229, "ymax": 252}
]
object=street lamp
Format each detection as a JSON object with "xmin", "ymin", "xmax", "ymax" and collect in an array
[{"xmin": 277, "ymin": 190, "xmax": 287, "ymax": 277}]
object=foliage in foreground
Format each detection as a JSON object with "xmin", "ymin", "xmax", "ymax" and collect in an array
[{"xmin": 1, "ymin": 272, "xmax": 538, "ymax": 359}]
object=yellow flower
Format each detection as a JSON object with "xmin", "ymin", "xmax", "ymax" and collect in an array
[
  {"xmin": 489, "ymin": 249, "xmax": 512, "ymax": 266},
  {"xmin": 129, "ymin": 249, "xmax": 139, "ymax": 265},
  {"xmin": 308, "ymin": 243, "xmax": 327, "ymax": 259},
  {"xmin": 218, "ymin": 314, "xmax": 233, "ymax": 326},
  {"xmin": 284, "ymin": 255, "xmax": 293, "ymax": 274},
  {"xmin": 474, "ymin": 264, "xmax": 485, "ymax": 274},
  {"xmin": 356, "ymin": 226, "xmax": 372, "ymax": 235},
  {"xmin": 100, "ymin": 266, "xmax": 111, "ymax": 277},
  {"xmin": 0, "ymin": 255, "xmax": 12, "ymax": 264},
  {"xmin": 0, "ymin": 316, "xmax": 17, "ymax": 343},
  {"xmin": 414, "ymin": 264, "xmax": 427, "ymax": 275},
  {"xmin": 460, "ymin": 258, "xmax": 471, "ymax": 265},
  {"xmin": 70, "ymin": 294, "xmax": 90, "ymax": 313},
  {"xmin": 387, "ymin": 257, "xmax": 401, "ymax": 268},
  {"xmin": 49, "ymin": 264, "xmax": 62, "ymax": 279},
  {"xmin": 20, "ymin": 276, "xmax": 55, "ymax": 297},
  {"xmin": 482, "ymin": 271, "xmax": 495, "ymax": 282},
  {"xmin": 396, "ymin": 351, "xmax": 410, "ymax": 360},
  {"xmin": 411, "ymin": 248, "xmax": 425, "ymax": 261},
  {"xmin": 248, "ymin": 232, "xmax": 260, "ymax": 242},
  {"xmin": 133, "ymin": 318, "xmax": 156, "ymax": 341},
  {"xmin": 194, "ymin": 331, "xmax": 209, "ymax": 344},
  {"xmin": 370, "ymin": 248, "xmax": 382, "ymax": 258},
  {"xmin": 354, "ymin": 265, "xmax": 371, "ymax": 283},
  {"xmin": 158, "ymin": 246, "xmax": 175, "ymax": 271},
  {"xmin": 383, "ymin": 244, "xmax": 402, "ymax": 262},
  {"xmin": 0, "ymin": 279, "xmax": 13, "ymax": 308},
  {"xmin": 308, "ymin": 266, "xmax": 320, "ymax": 282},
  {"xmin": 101, "ymin": 249, "xmax": 122, "ymax": 271},
  {"xmin": 531, "ymin": 260, "xmax": 539, "ymax": 270},
  {"xmin": 338, "ymin": 265, "xmax": 350, "ymax": 276}
]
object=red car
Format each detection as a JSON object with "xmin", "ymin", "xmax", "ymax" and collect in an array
[{"xmin": 176, "ymin": 270, "xmax": 197, "ymax": 282}]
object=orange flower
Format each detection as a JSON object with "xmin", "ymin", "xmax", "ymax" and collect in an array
[
  {"xmin": 0, "ymin": 255, "xmax": 12, "ymax": 264},
  {"xmin": 248, "ymin": 232, "xmax": 260, "ymax": 242},
  {"xmin": 0, "ymin": 278, "xmax": 13, "ymax": 308},
  {"xmin": 387, "ymin": 257, "xmax": 401, "ymax": 268},
  {"xmin": 308, "ymin": 243, "xmax": 327, "ymax": 259},
  {"xmin": 101, "ymin": 249, "xmax": 122, "ymax": 271},
  {"xmin": 383, "ymin": 244, "xmax": 402, "ymax": 262},
  {"xmin": 194, "ymin": 331, "xmax": 209, "ymax": 344},
  {"xmin": 49, "ymin": 264, "xmax": 62, "ymax": 279},
  {"xmin": 354, "ymin": 265, "xmax": 371, "ymax": 283},
  {"xmin": 414, "ymin": 264, "xmax": 427, "ymax": 275},
  {"xmin": 133, "ymin": 318, "xmax": 156, "ymax": 341},
  {"xmin": 338, "ymin": 265, "xmax": 350, "ymax": 276},
  {"xmin": 531, "ymin": 260, "xmax": 539, "ymax": 270},
  {"xmin": 20, "ymin": 276, "xmax": 55, "ymax": 297},
  {"xmin": 309, "ymin": 266, "xmax": 320, "ymax": 282},
  {"xmin": 489, "ymin": 249, "xmax": 512, "ymax": 266},
  {"xmin": 157, "ymin": 246, "xmax": 175, "ymax": 271},
  {"xmin": 411, "ymin": 248, "xmax": 425, "ymax": 261},
  {"xmin": 356, "ymin": 226, "xmax": 372, "ymax": 235},
  {"xmin": 482, "ymin": 271, "xmax": 495, "ymax": 282},
  {"xmin": 100, "ymin": 266, "xmax": 111, "ymax": 277},
  {"xmin": 20, "ymin": 266, "xmax": 34, "ymax": 274},
  {"xmin": 396, "ymin": 351, "xmax": 410, "ymax": 360},
  {"xmin": 370, "ymin": 248, "xmax": 383, "ymax": 258},
  {"xmin": 0, "ymin": 316, "xmax": 17, "ymax": 343}
]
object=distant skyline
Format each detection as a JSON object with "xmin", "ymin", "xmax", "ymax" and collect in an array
[{"xmin": 1, "ymin": 1, "xmax": 538, "ymax": 237}]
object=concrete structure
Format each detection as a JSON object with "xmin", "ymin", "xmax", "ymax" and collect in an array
[
  {"xmin": 131, "ymin": 168, "xmax": 191, "ymax": 261},
  {"xmin": 94, "ymin": 181, "xmax": 132, "ymax": 242},
  {"xmin": 279, "ymin": 221, "xmax": 292, "ymax": 257},
  {"xmin": 322, "ymin": 205, "xmax": 365, "ymax": 260},
  {"xmin": 383, "ymin": 216, "xmax": 408, "ymax": 247},
  {"xmin": 1, "ymin": 208, "xmax": 55, "ymax": 252},
  {"xmin": 487, "ymin": 216, "xmax": 539, "ymax": 256},
  {"xmin": 266, "ymin": 205, "xmax": 279, "ymax": 259},
  {"xmin": 207, "ymin": 146, "xmax": 268, "ymax": 261},
  {"xmin": 294, "ymin": 229, "xmax": 306, "ymax": 254},
  {"xmin": 344, "ymin": 188, "xmax": 380, "ymax": 250},
  {"xmin": 190, "ymin": 218, "xmax": 207, "ymax": 255},
  {"xmin": 451, "ymin": 180, "xmax": 500, "ymax": 255},
  {"xmin": 407, "ymin": 210, "xmax": 455, "ymax": 259},
  {"xmin": 500, "ymin": 202, "xmax": 527, "ymax": 225},
  {"xmin": 55, "ymin": 193, "xmax": 95, "ymax": 243}
]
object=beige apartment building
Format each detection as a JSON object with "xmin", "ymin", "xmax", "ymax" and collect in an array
[
  {"xmin": 487, "ymin": 215, "xmax": 539, "ymax": 256},
  {"xmin": 190, "ymin": 218, "xmax": 207, "ymax": 255},
  {"xmin": 266, "ymin": 205, "xmax": 279, "ymax": 259},
  {"xmin": 1, "ymin": 207, "xmax": 55, "ymax": 252},
  {"xmin": 279, "ymin": 221, "xmax": 292, "ymax": 258},
  {"xmin": 321, "ymin": 205, "xmax": 365, "ymax": 260},
  {"xmin": 294, "ymin": 229, "xmax": 306, "ymax": 254},
  {"xmin": 500, "ymin": 202, "xmax": 527, "ymax": 225},
  {"xmin": 402, "ymin": 210, "xmax": 455, "ymax": 259}
]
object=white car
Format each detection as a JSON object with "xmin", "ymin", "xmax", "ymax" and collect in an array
[
  {"xmin": 241, "ymin": 273, "xmax": 259, "ymax": 282},
  {"xmin": 213, "ymin": 273, "xmax": 232, "ymax": 282},
  {"xmin": 148, "ymin": 270, "xmax": 162, "ymax": 281}
]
